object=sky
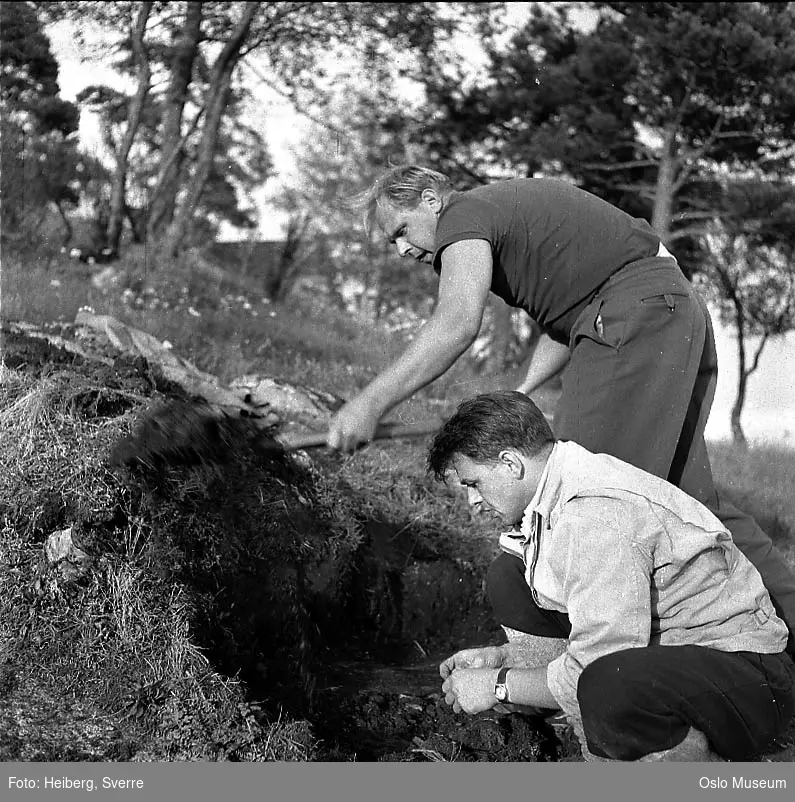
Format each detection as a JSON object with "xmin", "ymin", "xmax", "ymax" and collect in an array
[{"xmin": 44, "ymin": 5, "xmax": 794, "ymax": 444}]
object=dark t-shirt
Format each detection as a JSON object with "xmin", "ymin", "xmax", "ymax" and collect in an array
[{"xmin": 432, "ymin": 178, "xmax": 661, "ymax": 341}]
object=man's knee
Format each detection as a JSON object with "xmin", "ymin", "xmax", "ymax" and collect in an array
[
  {"xmin": 577, "ymin": 651, "xmax": 636, "ymax": 724},
  {"xmin": 579, "ymin": 652, "xmax": 652, "ymax": 760},
  {"xmin": 577, "ymin": 650, "xmax": 689, "ymax": 761}
]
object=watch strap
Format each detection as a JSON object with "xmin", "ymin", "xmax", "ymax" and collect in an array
[{"xmin": 495, "ymin": 666, "xmax": 510, "ymax": 702}]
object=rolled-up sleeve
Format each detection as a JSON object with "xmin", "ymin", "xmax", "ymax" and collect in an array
[{"xmin": 544, "ymin": 506, "xmax": 654, "ymax": 718}]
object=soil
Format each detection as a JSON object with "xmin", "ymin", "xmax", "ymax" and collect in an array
[
  {"xmin": 2, "ymin": 323, "xmax": 793, "ymax": 764},
  {"xmin": 308, "ymin": 658, "xmax": 580, "ymax": 762}
]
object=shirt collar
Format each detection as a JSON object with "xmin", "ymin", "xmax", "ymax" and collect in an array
[{"xmin": 519, "ymin": 442, "xmax": 564, "ymax": 537}]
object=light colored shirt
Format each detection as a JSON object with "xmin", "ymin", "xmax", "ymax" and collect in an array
[{"xmin": 503, "ymin": 441, "xmax": 789, "ymax": 721}]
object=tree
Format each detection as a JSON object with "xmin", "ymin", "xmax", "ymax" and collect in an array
[
  {"xmin": 695, "ymin": 180, "xmax": 795, "ymax": 446},
  {"xmin": 41, "ymin": 1, "xmax": 471, "ymax": 259},
  {"xmin": 0, "ymin": 1, "xmax": 80, "ymax": 245},
  {"xmin": 275, "ymin": 3, "xmax": 542, "ymax": 368},
  {"xmin": 50, "ymin": 1, "xmax": 266, "ymax": 254},
  {"xmin": 105, "ymin": 1, "xmax": 153, "ymax": 255},
  {"xmin": 159, "ymin": 1, "xmax": 260, "ymax": 255},
  {"xmin": 400, "ymin": 2, "xmax": 795, "ymax": 387},
  {"xmin": 410, "ymin": 2, "xmax": 795, "ymax": 268},
  {"xmin": 144, "ymin": 0, "xmax": 204, "ymax": 242},
  {"xmin": 273, "ymin": 36, "xmax": 444, "ymax": 320}
]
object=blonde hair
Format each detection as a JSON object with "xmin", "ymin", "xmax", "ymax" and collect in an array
[{"xmin": 353, "ymin": 165, "xmax": 452, "ymax": 235}]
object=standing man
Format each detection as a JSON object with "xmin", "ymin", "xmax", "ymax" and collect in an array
[
  {"xmin": 428, "ymin": 391, "xmax": 795, "ymax": 762},
  {"xmin": 325, "ymin": 165, "xmax": 795, "ymax": 646}
]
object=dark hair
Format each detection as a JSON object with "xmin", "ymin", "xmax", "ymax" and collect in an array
[{"xmin": 427, "ymin": 391, "xmax": 555, "ymax": 482}]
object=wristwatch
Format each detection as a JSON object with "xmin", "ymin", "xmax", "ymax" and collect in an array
[{"xmin": 494, "ymin": 666, "xmax": 511, "ymax": 703}]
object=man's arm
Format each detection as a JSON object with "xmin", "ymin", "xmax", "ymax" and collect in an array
[
  {"xmin": 327, "ymin": 239, "xmax": 493, "ymax": 451},
  {"xmin": 544, "ymin": 506, "xmax": 653, "ymax": 718},
  {"xmin": 516, "ymin": 331, "xmax": 571, "ymax": 395},
  {"xmin": 443, "ymin": 507, "xmax": 654, "ymax": 717},
  {"xmin": 441, "ymin": 664, "xmax": 558, "ymax": 714}
]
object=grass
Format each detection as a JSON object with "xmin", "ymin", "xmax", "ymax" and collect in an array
[
  {"xmin": 2, "ymin": 243, "xmax": 793, "ymax": 762},
  {"xmin": 708, "ymin": 440, "xmax": 795, "ymax": 563},
  {"xmin": 0, "ymin": 246, "xmax": 507, "ymax": 761},
  {"xmin": 0, "ymin": 364, "xmax": 322, "ymax": 761},
  {"xmin": 4, "ymin": 244, "xmax": 790, "ymax": 568}
]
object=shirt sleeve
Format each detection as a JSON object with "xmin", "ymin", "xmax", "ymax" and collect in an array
[
  {"xmin": 432, "ymin": 197, "xmax": 497, "ymax": 273},
  {"xmin": 544, "ymin": 505, "xmax": 654, "ymax": 719}
]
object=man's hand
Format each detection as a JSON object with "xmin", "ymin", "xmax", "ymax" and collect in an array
[
  {"xmin": 441, "ymin": 668, "xmax": 500, "ymax": 715},
  {"xmin": 326, "ymin": 396, "xmax": 383, "ymax": 452},
  {"xmin": 439, "ymin": 646, "xmax": 505, "ymax": 680}
]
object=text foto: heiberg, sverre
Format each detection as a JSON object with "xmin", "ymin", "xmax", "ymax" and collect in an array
[{"xmin": 9, "ymin": 776, "xmax": 144, "ymax": 791}]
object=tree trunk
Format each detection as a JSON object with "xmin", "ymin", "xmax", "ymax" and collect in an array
[
  {"xmin": 161, "ymin": 2, "xmax": 260, "ymax": 257},
  {"xmin": 651, "ymin": 127, "xmax": 678, "ymax": 245},
  {"xmin": 105, "ymin": 1, "xmax": 153, "ymax": 255},
  {"xmin": 52, "ymin": 200, "xmax": 72, "ymax": 246},
  {"xmin": 730, "ymin": 304, "xmax": 748, "ymax": 449},
  {"xmin": 266, "ymin": 211, "xmax": 310, "ymax": 301},
  {"xmin": 146, "ymin": 1, "xmax": 204, "ymax": 242},
  {"xmin": 731, "ymin": 325, "xmax": 770, "ymax": 449}
]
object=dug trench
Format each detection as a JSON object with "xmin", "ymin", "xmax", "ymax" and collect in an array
[
  {"xmin": 218, "ymin": 514, "xmax": 574, "ymax": 763},
  {"xmin": 0, "ymin": 324, "xmax": 577, "ymax": 762},
  {"xmin": 111, "ymin": 407, "xmax": 576, "ymax": 763}
]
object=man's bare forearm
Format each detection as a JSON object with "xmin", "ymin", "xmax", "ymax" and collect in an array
[
  {"xmin": 517, "ymin": 332, "xmax": 570, "ymax": 395},
  {"xmin": 359, "ymin": 315, "xmax": 477, "ymax": 414}
]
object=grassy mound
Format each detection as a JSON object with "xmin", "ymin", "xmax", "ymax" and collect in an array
[{"xmin": 0, "ymin": 358, "xmax": 328, "ymax": 760}]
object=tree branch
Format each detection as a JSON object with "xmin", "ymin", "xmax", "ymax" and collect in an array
[
  {"xmin": 579, "ymin": 159, "xmax": 659, "ymax": 172},
  {"xmin": 668, "ymin": 224, "xmax": 710, "ymax": 242},
  {"xmin": 672, "ymin": 210, "xmax": 727, "ymax": 222},
  {"xmin": 745, "ymin": 331, "xmax": 770, "ymax": 378},
  {"xmin": 241, "ymin": 60, "xmax": 347, "ymax": 137}
]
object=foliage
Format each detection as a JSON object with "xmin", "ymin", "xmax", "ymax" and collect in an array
[
  {"xmin": 698, "ymin": 181, "xmax": 795, "ymax": 337},
  {"xmin": 693, "ymin": 179, "xmax": 795, "ymax": 444},
  {"xmin": 37, "ymin": 1, "xmax": 481, "ymax": 257},
  {"xmin": 277, "ymin": 80, "xmax": 439, "ymax": 317},
  {"xmin": 275, "ymin": 3, "xmax": 537, "ymax": 363},
  {"xmin": 408, "ymin": 2, "xmax": 795, "ymax": 272},
  {"xmin": 0, "ymin": 2, "xmax": 81, "ymax": 243}
]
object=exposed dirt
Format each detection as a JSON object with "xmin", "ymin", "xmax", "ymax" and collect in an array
[{"xmin": 308, "ymin": 658, "xmax": 580, "ymax": 762}]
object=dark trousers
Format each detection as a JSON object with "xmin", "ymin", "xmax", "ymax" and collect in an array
[
  {"xmin": 487, "ymin": 552, "xmax": 795, "ymax": 760},
  {"xmin": 554, "ymin": 258, "xmax": 795, "ymax": 650}
]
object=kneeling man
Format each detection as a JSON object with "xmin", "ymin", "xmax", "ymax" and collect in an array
[{"xmin": 428, "ymin": 391, "xmax": 795, "ymax": 761}]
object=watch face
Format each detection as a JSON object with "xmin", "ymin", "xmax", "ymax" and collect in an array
[{"xmin": 495, "ymin": 685, "xmax": 508, "ymax": 702}]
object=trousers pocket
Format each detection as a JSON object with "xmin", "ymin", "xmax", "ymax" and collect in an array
[
  {"xmin": 640, "ymin": 291, "xmax": 691, "ymax": 311},
  {"xmin": 571, "ymin": 297, "xmax": 624, "ymax": 350}
]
